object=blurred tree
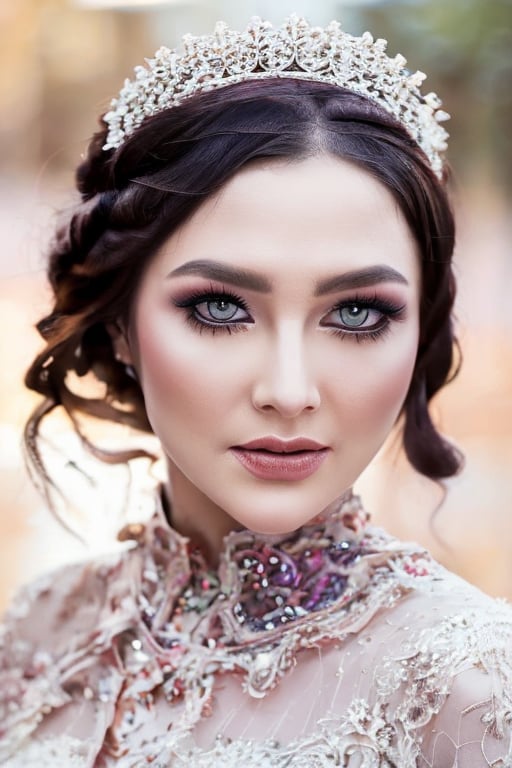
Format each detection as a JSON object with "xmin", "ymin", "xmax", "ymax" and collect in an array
[
  {"xmin": 0, "ymin": 0, "xmax": 153, "ymax": 176},
  {"xmin": 357, "ymin": 0, "xmax": 512, "ymax": 193}
]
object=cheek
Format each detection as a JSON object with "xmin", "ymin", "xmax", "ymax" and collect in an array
[
  {"xmin": 382, "ymin": 333, "xmax": 417, "ymax": 396},
  {"xmin": 330, "ymin": 332, "xmax": 418, "ymax": 431},
  {"xmin": 366, "ymin": 348, "xmax": 416, "ymax": 423},
  {"xmin": 133, "ymin": 314, "xmax": 237, "ymax": 435}
]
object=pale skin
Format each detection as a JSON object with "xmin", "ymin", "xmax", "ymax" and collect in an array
[{"xmin": 115, "ymin": 155, "xmax": 421, "ymax": 563}]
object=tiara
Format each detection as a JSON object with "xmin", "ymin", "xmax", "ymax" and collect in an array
[{"xmin": 103, "ymin": 16, "xmax": 449, "ymax": 178}]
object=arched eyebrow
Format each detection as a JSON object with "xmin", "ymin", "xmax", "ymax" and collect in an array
[
  {"xmin": 314, "ymin": 265, "xmax": 409, "ymax": 295},
  {"xmin": 167, "ymin": 260, "xmax": 408, "ymax": 294},
  {"xmin": 168, "ymin": 260, "xmax": 271, "ymax": 291}
]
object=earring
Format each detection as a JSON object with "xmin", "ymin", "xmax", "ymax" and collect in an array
[
  {"xmin": 124, "ymin": 363, "xmax": 138, "ymax": 381},
  {"xmin": 114, "ymin": 351, "xmax": 138, "ymax": 381}
]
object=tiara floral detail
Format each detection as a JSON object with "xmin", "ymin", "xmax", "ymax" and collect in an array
[{"xmin": 103, "ymin": 16, "xmax": 450, "ymax": 178}]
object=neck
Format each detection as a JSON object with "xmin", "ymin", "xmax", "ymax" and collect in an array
[
  {"xmin": 163, "ymin": 460, "xmax": 362, "ymax": 568},
  {"xmin": 163, "ymin": 461, "xmax": 240, "ymax": 566}
]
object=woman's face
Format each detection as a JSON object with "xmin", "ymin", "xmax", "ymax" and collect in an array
[{"xmin": 123, "ymin": 156, "xmax": 421, "ymax": 553}]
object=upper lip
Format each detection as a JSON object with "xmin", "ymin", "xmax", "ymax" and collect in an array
[{"xmin": 235, "ymin": 437, "xmax": 328, "ymax": 453}]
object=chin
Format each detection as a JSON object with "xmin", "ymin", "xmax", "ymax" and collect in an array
[
  {"xmin": 219, "ymin": 472, "xmax": 357, "ymax": 535},
  {"xmin": 240, "ymin": 520, "xmax": 304, "ymax": 536},
  {"xmin": 224, "ymin": 497, "xmax": 333, "ymax": 536}
]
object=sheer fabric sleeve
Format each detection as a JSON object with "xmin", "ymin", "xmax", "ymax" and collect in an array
[
  {"xmin": 421, "ymin": 667, "xmax": 512, "ymax": 767},
  {"xmin": 355, "ymin": 570, "xmax": 512, "ymax": 768},
  {"xmin": 418, "ymin": 608, "xmax": 512, "ymax": 767}
]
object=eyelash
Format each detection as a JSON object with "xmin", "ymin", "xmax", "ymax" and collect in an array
[
  {"xmin": 322, "ymin": 295, "xmax": 406, "ymax": 343},
  {"xmin": 172, "ymin": 289, "xmax": 406, "ymax": 342},
  {"xmin": 173, "ymin": 288, "xmax": 252, "ymax": 336}
]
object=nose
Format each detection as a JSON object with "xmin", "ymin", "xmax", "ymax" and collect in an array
[{"xmin": 251, "ymin": 325, "xmax": 321, "ymax": 418}]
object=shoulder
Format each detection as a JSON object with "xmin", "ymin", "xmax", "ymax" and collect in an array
[
  {"xmin": 0, "ymin": 546, "xmax": 132, "ymax": 652},
  {"xmin": 0, "ymin": 547, "xmax": 137, "ymax": 763},
  {"xmin": 365, "ymin": 524, "xmax": 512, "ymax": 679},
  {"xmin": 0, "ymin": 514, "xmax": 170, "ymax": 647},
  {"xmin": 360, "ymin": 526, "xmax": 512, "ymax": 763},
  {"xmin": 0, "ymin": 513, "xmax": 188, "ymax": 763}
]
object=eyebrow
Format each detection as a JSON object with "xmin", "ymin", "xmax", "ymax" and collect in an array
[
  {"xmin": 167, "ymin": 260, "xmax": 409, "ymax": 294},
  {"xmin": 168, "ymin": 260, "xmax": 271, "ymax": 292},
  {"xmin": 314, "ymin": 265, "xmax": 409, "ymax": 295}
]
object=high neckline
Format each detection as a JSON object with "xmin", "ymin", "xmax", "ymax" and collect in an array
[{"xmin": 117, "ymin": 489, "xmax": 371, "ymax": 646}]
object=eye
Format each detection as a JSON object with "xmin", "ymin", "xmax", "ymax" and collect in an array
[
  {"xmin": 325, "ymin": 302, "xmax": 386, "ymax": 331},
  {"xmin": 172, "ymin": 288, "xmax": 253, "ymax": 334},
  {"xmin": 320, "ymin": 296, "xmax": 407, "ymax": 341},
  {"xmin": 196, "ymin": 298, "xmax": 245, "ymax": 323}
]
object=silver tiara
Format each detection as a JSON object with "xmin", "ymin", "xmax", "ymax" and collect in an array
[{"xmin": 103, "ymin": 16, "xmax": 450, "ymax": 178}]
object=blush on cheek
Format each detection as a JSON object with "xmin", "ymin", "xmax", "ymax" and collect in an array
[
  {"xmin": 340, "ymin": 339, "xmax": 417, "ymax": 435},
  {"xmin": 365, "ymin": 347, "xmax": 418, "ymax": 428},
  {"xmin": 144, "ymin": 358, "xmax": 196, "ymax": 422},
  {"xmin": 136, "ymin": 321, "xmax": 228, "ymax": 439}
]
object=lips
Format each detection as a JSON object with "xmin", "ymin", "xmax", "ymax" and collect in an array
[
  {"xmin": 231, "ymin": 436, "xmax": 330, "ymax": 481},
  {"xmin": 237, "ymin": 436, "xmax": 327, "ymax": 453}
]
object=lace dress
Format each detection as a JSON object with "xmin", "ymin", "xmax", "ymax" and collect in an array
[{"xmin": 1, "ymin": 493, "xmax": 511, "ymax": 767}]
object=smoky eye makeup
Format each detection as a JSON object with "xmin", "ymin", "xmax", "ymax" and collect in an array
[
  {"xmin": 320, "ymin": 292, "xmax": 408, "ymax": 342},
  {"xmin": 171, "ymin": 285, "xmax": 254, "ymax": 334},
  {"xmin": 170, "ymin": 282, "xmax": 408, "ymax": 341}
]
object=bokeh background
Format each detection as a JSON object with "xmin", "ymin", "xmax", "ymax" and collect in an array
[{"xmin": 1, "ymin": 0, "xmax": 511, "ymax": 611}]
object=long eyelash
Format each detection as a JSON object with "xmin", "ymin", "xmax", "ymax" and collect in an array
[
  {"xmin": 173, "ymin": 286, "xmax": 249, "ymax": 311},
  {"xmin": 326, "ymin": 324, "xmax": 393, "ymax": 344},
  {"xmin": 173, "ymin": 286, "xmax": 250, "ymax": 335},
  {"xmin": 327, "ymin": 293, "xmax": 407, "ymax": 344},
  {"xmin": 333, "ymin": 294, "xmax": 406, "ymax": 317},
  {"xmin": 184, "ymin": 315, "xmax": 242, "ymax": 336}
]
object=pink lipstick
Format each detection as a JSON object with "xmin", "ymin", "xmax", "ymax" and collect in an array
[{"xmin": 231, "ymin": 437, "xmax": 330, "ymax": 481}]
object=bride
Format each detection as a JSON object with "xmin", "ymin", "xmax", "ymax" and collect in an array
[{"xmin": 1, "ymin": 17, "xmax": 511, "ymax": 767}]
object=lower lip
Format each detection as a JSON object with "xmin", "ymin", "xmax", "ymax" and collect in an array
[{"xmin": 231, "ymin": 447, "xmax": 330, "ymax": 481}]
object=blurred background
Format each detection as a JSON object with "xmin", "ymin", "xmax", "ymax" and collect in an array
[{"xmin": 1, "ymin": 0, "xmax": 511, "ymax": 611}]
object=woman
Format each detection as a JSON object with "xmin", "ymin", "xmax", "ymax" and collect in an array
[{"xmin": 1, "ymin": 17, "xmax": 511, "ymax": 767}]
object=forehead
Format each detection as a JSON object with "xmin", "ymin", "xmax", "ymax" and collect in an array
[{"xmin": 153, "ymin": 155, "xmax": 420, "ymax": 288}]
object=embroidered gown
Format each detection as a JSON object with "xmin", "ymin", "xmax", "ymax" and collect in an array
[{"xmin": 1, "ymin": 493, "xmax": 511, "ymax": 767}]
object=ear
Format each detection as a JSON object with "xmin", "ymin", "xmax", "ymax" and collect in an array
[{"xmin": 107, "ymin": 322, "xmax": 134, "ymax": 366}]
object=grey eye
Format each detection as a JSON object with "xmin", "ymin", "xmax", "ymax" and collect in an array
[
  {"xmin": 339, "ymin": 306, "xmax": 370, "ymax": 327},
  {"xmin": 205, "ymin": 300, "xmax": 239, "ymax": 321}
]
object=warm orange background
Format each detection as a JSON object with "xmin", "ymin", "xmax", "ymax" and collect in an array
[{"xmin": 1, "ymin": 0, "xmax": 511, "ymax": 611}]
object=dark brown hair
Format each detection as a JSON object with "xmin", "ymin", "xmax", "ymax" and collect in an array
[{"xmin": 25, "ymin": 79, "xmax": 462, "ymax": 491}]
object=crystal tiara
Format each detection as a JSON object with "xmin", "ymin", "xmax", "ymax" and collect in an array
[{"xmin": 103, "ymin": 16, "xmax": 450, "ymax": 178}]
